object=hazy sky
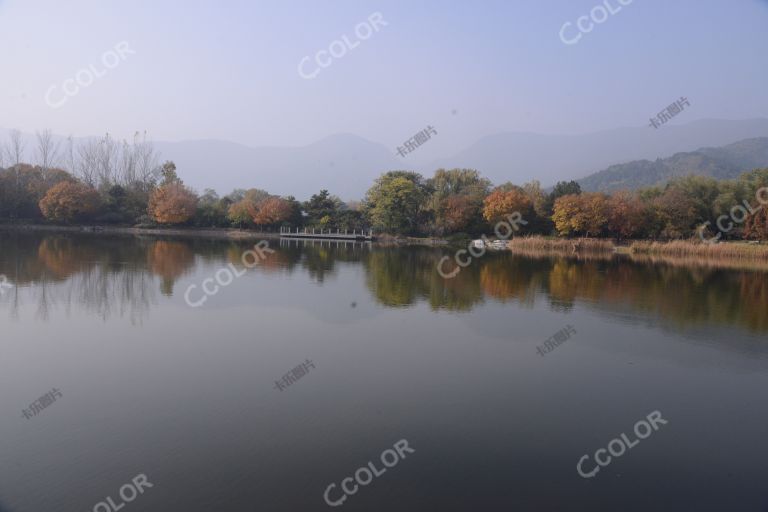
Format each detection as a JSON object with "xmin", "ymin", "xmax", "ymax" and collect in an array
[{"xmin": 1, "ymin": 0, "xmax": 767, "ymax": 157}]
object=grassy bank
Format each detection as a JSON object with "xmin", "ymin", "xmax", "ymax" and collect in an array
[
  {"xmin": 508, "ymin": 236, "xmax": 616, "ymax": 254},
  {"xmin": 506, "ymin": 235, "xmax": 768, "ymax": 271},
  {"xmin": 629, "ymin": 240, "xmax": 768, "ymax": 260}
]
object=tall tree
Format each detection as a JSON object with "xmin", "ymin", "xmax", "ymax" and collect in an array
[
  {"xmin": 227, "ymin": 188, "xmax": 270, "ymax": 227},
  {"xmin": 427, "ymin": 168, "xmax": 489, "ymax": 234},
  {"xmin": 364, "ymin": 171, "xmax": 427, "ymax": 234},
  {"xmin": 35, "ymin": 129, "xmax": 61, "ymax": 183},
  {"xmin": 248, "ymin": 196, "xmax": 293, "ymax": 228},
  {"xmin": 607, "ymin": 191, "xmax": 648, "ymax": 239},
  {"xmin": 304, "ymin": 189, "xmax": 342, "ymax": 226},
  {"xmin": 482, "ymin": 187, "xmax": 532, "ymax": 228},
  {"xmin": 439, "ymin": 195, "xmax": 476, "ymax": 233},
  {"xmin": 552, "ymin": 193, "xmax": 609, "ymax": 237},
  {"xmin": 550, "ymin": 180, "xmax": 582, "ymax": 201},
  {"xmin": 6, "ymin": 129, "xmax": 26, "ymax": 165},
  {"xmin": 148, "ymin": 182, "xmax": 198, "ymax": 224},
  {"xmin": 653, "ymin": 186, "xmax": 699, "ymax": 239}
]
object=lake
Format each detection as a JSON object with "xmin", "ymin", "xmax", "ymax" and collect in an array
[{"xmin": 0, "ymin": 231, "xmax": 766, "ymax": 512}]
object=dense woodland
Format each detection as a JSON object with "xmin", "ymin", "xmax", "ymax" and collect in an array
[{"xmin": 1, "ymin": 129, "xmax": 768, "ymax": 241}]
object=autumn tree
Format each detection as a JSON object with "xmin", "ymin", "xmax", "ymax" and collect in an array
[
  {"xmin": 744, "ymin": 207, "xmax": 768, "ymax": 240},
  {"xmin": 482, "ymin": 186, "xmax": 532, "ymax": 230},
  {"xmin": 439, "ymin": 195, "xmax": 476, "ymax": 233},
  {"xmin": 426, "ymin": 168, "xmax": 489, "ymax": 234},
  {"xmin": 227, "ymin": 188, "xmax": 270, "ymax": 227},
  {"xmin": 148, "ymin": 182, "xmax": 198, "ymax": 224},
  {"xmin": 522, "ymin": 180, "xmax": 553, "ymax": 233},
  {"xmin": 607, "ymin": 191, "xmax": 648, "ymax": 239},
  {"xmin": 552, "ymin": 193, "xmax": 609, "ymax": 237},
  {"xmin": 248, "ymin": 196, "xmax": 294, "ymax": 228},
  {"xmin": 39, "ymin": 181, "xmax": 101, "ymax": 223}
]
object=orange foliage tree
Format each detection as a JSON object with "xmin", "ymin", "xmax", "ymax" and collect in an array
[
  {"xmin": 482, "ymin": 187, "xmax": 532, "ymax": 226},
  {"xmin": 148, "ymin": 182, "xmax": 198, "ymax": 224},
  {"xmin": 247, "ymin": 196, "xmax": 293, "ymax": 228},
  {"xmin": 39, "ymin": 181, "xmax": 101, "ymax": 223}
]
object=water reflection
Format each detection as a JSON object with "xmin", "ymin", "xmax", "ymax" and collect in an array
[{"xmin": 0, "ymin": 232, "xmax": 767, "ymax": 332}]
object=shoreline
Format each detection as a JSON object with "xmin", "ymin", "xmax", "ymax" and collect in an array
[
  {"xmin": 0, "ymin": 224, "xmax": 449, "ymax": 245},
  {"xmin": 506, "ymin": 236, "xmax": 768, "ymax": 271},
  {"xmin": 0, "ymin": 223, "xmax": 284, "ymax": 241}
]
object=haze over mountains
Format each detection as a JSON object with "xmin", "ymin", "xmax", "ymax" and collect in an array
[
  {"xmin": 3, "ymin": 118, "xmax": 768, "ymax": 200},
  {"xmin": 578, "ymin": 137, "xmax": 768, "ymax": 192}
]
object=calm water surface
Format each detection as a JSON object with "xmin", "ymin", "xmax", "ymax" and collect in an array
[{"xmin": 0, "ymin": 232, "xmax": 767, "ymax": 512}]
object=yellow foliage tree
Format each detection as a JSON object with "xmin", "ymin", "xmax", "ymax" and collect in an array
[{"xmin": 552, "ymin": 193, "xmax": 609, "ymax": 237}]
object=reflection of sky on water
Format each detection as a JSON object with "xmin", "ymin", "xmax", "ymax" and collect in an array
[{"xmin": 1, "ymin": 232, "xmax": 768, "ymax": 510}]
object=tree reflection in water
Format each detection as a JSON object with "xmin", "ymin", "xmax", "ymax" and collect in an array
[{"xmin": 0, "ymin": 232, "xmax": 767, "ymax": 332}]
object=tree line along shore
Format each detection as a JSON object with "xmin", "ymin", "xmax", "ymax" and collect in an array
[{"xmin": 1, "ymin": 131, "xmax": 768, "ymax": 251}]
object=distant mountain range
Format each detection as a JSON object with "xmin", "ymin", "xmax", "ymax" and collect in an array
[
  {"xmin": 153, "ymin": 134, "xmax": 402, "ymax": 201},
  {"xmin": 4, "ymin": 118, "xmax": 768, "ymax": 200},
  {"xmin": 578, "ymin": 137, "xmax": 768, "ymax": 192}
]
